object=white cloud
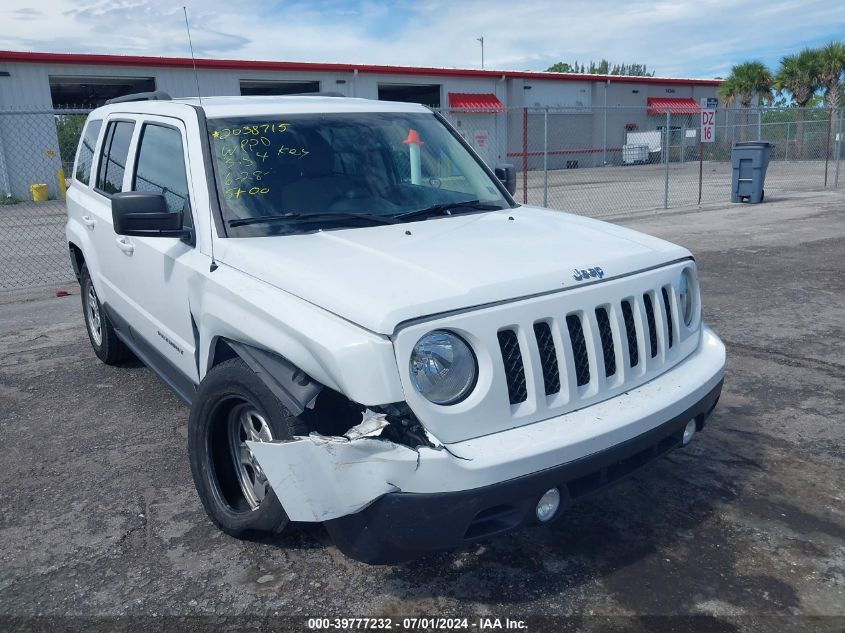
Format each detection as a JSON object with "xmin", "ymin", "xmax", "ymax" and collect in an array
[{"xmin": 0, "ymin": 0, "xmax": 842, "ymax": 77}]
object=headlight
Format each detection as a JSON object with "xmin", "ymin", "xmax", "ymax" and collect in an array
[
  {"xmin": 679, "ymin": 268, "xmax": 696, "ymax": 326},
  {"xmin": 409, "ymin": 330, "xmax": 477, "ymax": 405}
]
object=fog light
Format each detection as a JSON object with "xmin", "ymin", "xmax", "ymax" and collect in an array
[
  {"xmin": 682, "ymin": 419, "xmax": 697, "ymax": 445},
  {"xmin": 536, "ymin": 488, "xmax": 561, "ymax": 522}
]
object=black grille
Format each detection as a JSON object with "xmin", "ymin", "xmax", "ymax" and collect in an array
[
  {"xmin": 595, "ymin": 307, "xmax": 616, "ymax": 377},
  {"xmin": 497, "ymin": 329, "xmax": 527, "ymax": 404},
  {"xmin": 621, "ymin": 300, "xmax": 639, "ymax": 368},
  {"xmin": 661, "ymin": 286, "xmax": 674, "ymax": 348},
  {"xmin": 643, "ymin": 293, "xmax": 658, "ymax": 358},
  {"xmin": 566, "ymin": 314, "xmax": 591, "ymax": 386},
  {"xmin": 533, "ymin": 322, "xmax": 560, "ymax": 395}
]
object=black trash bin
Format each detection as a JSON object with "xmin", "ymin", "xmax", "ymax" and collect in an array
[{"xmin": 731, "ymin": 141, "xmax": 773, "ymax": 203}]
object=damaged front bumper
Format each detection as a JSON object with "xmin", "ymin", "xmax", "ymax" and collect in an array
[{"xmin": 248, "ymin": 326, "xmax": 725, "ymax": 563}]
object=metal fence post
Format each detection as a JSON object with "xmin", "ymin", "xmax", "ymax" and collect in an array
[
  {"xmin": 602, "ymin": 80, "xmax": 608, "ymax": 166},
  {"xmin": 785, "ymin": 121, "xmax": 790, "ymax": 161},
  {"xmin": 664, "ymin": 111, "xmax": 670, "ymax": 209},
  {"xmin": 543, "ymin": 107, "xmax": 549, "ymax": 207},
  {"xmin": 835, "ymin": 107, "xmax": 843, "ymax": 189},
  {"xmin": 757, "ymin": 107, "xmax": 762, "ymax": 141},
  {"xmin": 0, "ymin": 120, "xmax": 12, "ymax": 197},
  {"xmin": 824, "ymin": 108, "xmax": 833, "ymax": 187},
  {"xmin": 522, "ymin": 107, "xmax": 528, "ymax": 204}
]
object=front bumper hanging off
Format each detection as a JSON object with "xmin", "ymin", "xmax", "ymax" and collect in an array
[{"xmin": 248, "ymin": 326, "xmax": 726, "ymax": 563}]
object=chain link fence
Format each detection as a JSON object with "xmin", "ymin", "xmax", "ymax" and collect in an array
[
  {"xmin": 439, "ymin": 105, "xmax": 844, "ymax": 217},
  {"xmin": 0, "ymin": 108, "xmax": 91, "ymax": 291},
  {"xmin": 0, "ymin": 105, "xmax": 843, "ymax": 292}
]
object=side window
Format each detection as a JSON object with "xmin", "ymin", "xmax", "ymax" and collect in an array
[
  {"xmin": 74, "ymin": 119, "xmax": 102, "ymax": 185},
  {"xmin": 132, "ymin": 124, "xmax": 192, "ymax": 227},
  {"xmin": 96, "ymin": 120, "xmax": 135, "ymax": 195}
]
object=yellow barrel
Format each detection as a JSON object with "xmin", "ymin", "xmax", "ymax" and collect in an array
[{"xmin": 30, "ymin": 183, "xmax": 49, "ymax": 202}]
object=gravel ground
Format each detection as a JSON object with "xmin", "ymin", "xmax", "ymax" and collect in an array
[{"xmin": 0, "ymin": 189, "xmax": 843, "ymax": 633}]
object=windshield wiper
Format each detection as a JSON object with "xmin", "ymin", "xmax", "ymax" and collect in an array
[
  {"xmin": 228, "ymin": 211, "xmax": 398, "ymax": 228},
  {"xmin": 395, "ymin": 200, "xmax": 504, "ymax": 221}
]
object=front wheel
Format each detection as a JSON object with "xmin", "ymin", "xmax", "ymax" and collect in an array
[{"xmin": 188, "ymin": 358, "xmax": 310, "ymax": 537}]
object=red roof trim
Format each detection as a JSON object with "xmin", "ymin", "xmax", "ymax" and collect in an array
[
  {"xmin": 647, "ymin": 97, "xmax": 701, "ymax": 115},
  {"xmin": 0, "ymin": 50, "xmax": 723, "ymax": 86},
  {"xmin": 448, "ymin": 92, "xmax": 506, "ymax": 112}
]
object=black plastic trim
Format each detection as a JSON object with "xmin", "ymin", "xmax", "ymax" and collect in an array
[
  {"xmin": 325, "ymin": 378, "xmax": 723, "ymax": 564},
  {"xmin": 225, "ymin": 341, "xmax": 323, "ymax": 416},
  {"xmin": 187, "ymin": 104, "xmax": 228, "ymax": 239},
  {"xmin": 106, "ymin": 90, "xmax": 172, "ymax": 104},
  {"xmin": 103, "ymin": 303, "xmax": 197, "ymax": 406}
]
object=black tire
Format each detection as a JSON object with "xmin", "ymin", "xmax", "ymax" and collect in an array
[
  {"xmin": 80, "ymin": 265, "xmax": 132, "ymax": 365},
  {"xmin": 188, "ymin": 357, "xmax": 310, "ymax": 538}
]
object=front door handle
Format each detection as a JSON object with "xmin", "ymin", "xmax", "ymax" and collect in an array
[
  {"xmin": 81, "ymin": 215, "xmax": 96, "ymax": 230},
  {"xmin": 115, "ymin": 236, "xmax": 135, "ymax": 256}
]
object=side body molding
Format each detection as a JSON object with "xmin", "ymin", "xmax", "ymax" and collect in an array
[{"xmin": 226, "ymin": 340, "xmax": 323, "ymax": 416}]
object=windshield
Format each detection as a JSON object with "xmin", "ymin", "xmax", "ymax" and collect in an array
[{"xmin": 207, "ymin": 112, "xmax": 511, "ymax": 236}]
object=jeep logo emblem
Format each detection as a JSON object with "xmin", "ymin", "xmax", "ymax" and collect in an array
[{"xmin": 572, "ymin": 267, "xmax": 604, "ymax": 281}]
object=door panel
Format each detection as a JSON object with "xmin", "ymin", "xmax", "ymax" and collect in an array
[
  {"xmin": 86, "ymin": 118, "xmax": 137, "ymax": 309},
  {"xmin": 105, "ymin": 116, "xmax": 204, "ymax": 383}
]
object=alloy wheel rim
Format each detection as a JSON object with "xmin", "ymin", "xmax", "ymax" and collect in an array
[
  {"xmin": 228, "ymin": 404, "xmax": 274, "ymax": 510},
  {"xmin": 86, "ymin": 284, "xmax": 103, "ymax": 346}
]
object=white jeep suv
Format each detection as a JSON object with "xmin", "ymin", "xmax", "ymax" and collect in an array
[{"xmin": 66, "ymin": 92, "xmax": 725, "ymax": 563}]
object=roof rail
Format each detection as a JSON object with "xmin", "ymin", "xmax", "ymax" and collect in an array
[
  {"xmin": 284, "ymin": 91, "xmax": 346, "ymax": 98},
  {"xmin": 105, "ymin": 90, "xmax": 172, "ymax": 105}
]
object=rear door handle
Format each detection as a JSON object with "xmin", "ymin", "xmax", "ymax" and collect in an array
[
  {"xmin": 115, "ymin": 236, "xmax": 135, "ymax": 256},
  {"xmin": 81, "ymin": 215, "xmax": 96, "ymax": 230}
]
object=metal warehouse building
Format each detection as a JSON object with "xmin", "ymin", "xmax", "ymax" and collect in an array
[{"xmin": 0, "ymin": 50, "xmax": 720, "ymax": 200}]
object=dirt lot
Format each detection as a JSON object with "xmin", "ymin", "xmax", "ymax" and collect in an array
[{"xmin": 0, "ymin": 190, "xmax": 843, "ymax": 632}]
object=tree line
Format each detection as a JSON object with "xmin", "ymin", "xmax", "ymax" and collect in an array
[{"xmin": 546, "ymin": 60, "xmax": 654, "ymax": 77}]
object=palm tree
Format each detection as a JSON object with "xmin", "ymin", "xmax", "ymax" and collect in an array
[
  {"xmin": 817, "ymin": 41, "xmax": 845, "ymax": 112},
  {"xmin": 817, "ymin": 42, "xmax": 845, "ymax": 183},
  {"xmin": 775, "ymin": 49, "xmax": 820, "ymax": 158},
  {"xmin": 720, "ymin": 61, "xmax": 774, "ymax": 141}
]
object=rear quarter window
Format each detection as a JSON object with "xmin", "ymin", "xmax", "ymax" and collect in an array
[{"xmin": 74, "ymin": 119, "xmax": 102, "ymax": 185}]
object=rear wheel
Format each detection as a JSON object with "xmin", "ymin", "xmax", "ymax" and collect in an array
[
  {"xmin": 80, "ymin": 265, "xmax": 131, "ymax": 364},
  {"xmin": 188, "ymin": 357, "xmax": 310, "ymax": 537}
]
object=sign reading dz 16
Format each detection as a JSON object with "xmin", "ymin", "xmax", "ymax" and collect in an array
[{"xmin": 700, "ymin": 109, "xmax": 716, "ymax": 143}]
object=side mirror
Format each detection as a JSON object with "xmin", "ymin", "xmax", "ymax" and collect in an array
[
  {"xmin": 495, "ymin": 164, "xmax": 516, "ymax": 196},
  {"xmin": 111, "ymin": 192, "xmax": 190, "ymax": 239}
]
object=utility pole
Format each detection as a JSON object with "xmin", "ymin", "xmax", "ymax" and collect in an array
[{"xmin": 477, "ymin": 36, "xmax": 484, "ymax": 69}]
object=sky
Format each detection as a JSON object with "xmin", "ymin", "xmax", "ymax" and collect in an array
[{"xmin": 1, "ymin": 0, "xmax": 843, "ymax": 79}]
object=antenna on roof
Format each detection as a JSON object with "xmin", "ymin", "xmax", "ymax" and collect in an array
[
  {"xmin": 183, "ymin": 6, "xmax": 203, "ymax": 105},
  {"xmin": 183, "ymin": 6, "xmax": 218, "ymax": 272}
]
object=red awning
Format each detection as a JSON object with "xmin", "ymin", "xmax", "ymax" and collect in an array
[
  {"xmin": 448, "ymin": 92, "xmax": 506, "ymax": 112},
  {"xmin": 647, "ymin": 97, "xmax": 700, "ymax": 115}
]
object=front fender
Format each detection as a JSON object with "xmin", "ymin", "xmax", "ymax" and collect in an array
[{"xmin": 193, "ymin": 263, "xmax": 406, "ymax": 407}]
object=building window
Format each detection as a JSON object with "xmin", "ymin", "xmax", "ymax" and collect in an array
[
  {"xmin": 239, "ymin": 80, "xmax": 320, "ymax": 96},
  {"xmin": 49, "ymin": 76, "xmax": 155, "ymax": 108},
  {"xmin": 378, "ymin": 84, "xmax": 441, "ymax": 108}
]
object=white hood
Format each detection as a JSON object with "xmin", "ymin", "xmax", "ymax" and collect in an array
[{"xmin": 216, "ymin": 206, "xmax": 690, "ymax": 334}]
